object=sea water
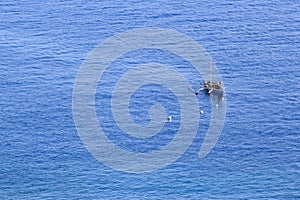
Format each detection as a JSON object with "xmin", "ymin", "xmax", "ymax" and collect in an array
[{"xmin": 1, "ymin": 0, "xmax": 299, "ymax": 199}]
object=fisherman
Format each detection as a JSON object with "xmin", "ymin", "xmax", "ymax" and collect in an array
[{"xmin": 215, "ymin": 82, "xmax": 222, "ymax": 90}]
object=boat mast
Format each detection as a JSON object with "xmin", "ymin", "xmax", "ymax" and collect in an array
[{"xmin": 209, "ymin": 58, "xmax": 212, "ymax": 83}]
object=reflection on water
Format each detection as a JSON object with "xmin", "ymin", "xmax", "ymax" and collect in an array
[{"xmin": 210, "ymin": 92, "xmax": 225, "ymax": 109}]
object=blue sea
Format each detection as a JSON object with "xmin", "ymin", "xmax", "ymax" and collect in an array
[{"xmin": 1, "ymin": 0, "xmax": 299, "ymax": 199}]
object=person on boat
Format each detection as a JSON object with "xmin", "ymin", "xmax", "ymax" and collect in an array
[{"xmin": 215, "ymin": 82, "xmax": 222, "ymax": 90}]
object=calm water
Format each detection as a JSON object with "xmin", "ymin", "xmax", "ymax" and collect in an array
[{"xmin": 1, "ymin": 0, "xmax": 299, "ymax": 199}]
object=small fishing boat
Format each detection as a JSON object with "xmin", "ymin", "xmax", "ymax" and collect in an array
[
  {"xmin": 203, "ymin": 80, "xmax": 223, "ymax": 95},
  {"xmin": 189, "ymin": 59, "xmax": 224, "ymax": 97},
  {"xmin": 202, "ymin": 59, "xmax": 224, "ymax": 95}
]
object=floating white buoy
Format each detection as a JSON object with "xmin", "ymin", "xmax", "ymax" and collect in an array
[
  {"xmin": 168, "ymin": 116, "xmax": 172, "ymax": 122},
  {"xmin": 200, "ymin": 110, "xmax": 204, "ymax": 114}
]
